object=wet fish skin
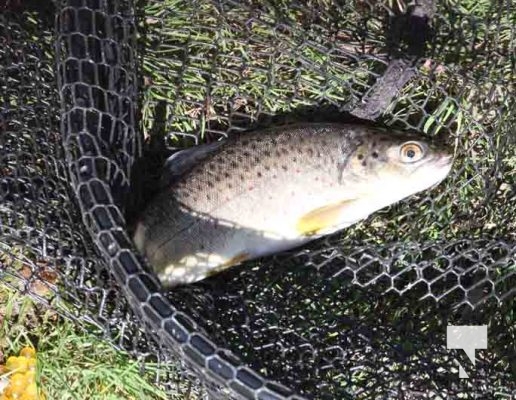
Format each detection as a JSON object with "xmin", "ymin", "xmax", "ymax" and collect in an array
[{"xmin": 134, "ymin": 123, "xmax": 452, "ymax": 287}]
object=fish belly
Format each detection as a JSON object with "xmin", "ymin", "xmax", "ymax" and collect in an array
[
  {"xmin": 139, "ymin": 184, "xmax": 359, "ymax": 287},
  {"xmin": 153, "ymin": 227, "xmax": 306, "ymax": 287}
]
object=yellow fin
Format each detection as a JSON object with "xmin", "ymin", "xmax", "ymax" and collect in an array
[
  {"xmin": 296, "ymin": 200, "xmax": 357, "ymax": 236},
  {"xmin": 206, "ymin": 252, "xmax": 251, "ymax": 277},
  {"xmin": 223, "ymin": 252, "xmax": 251, "ymax": 267}
]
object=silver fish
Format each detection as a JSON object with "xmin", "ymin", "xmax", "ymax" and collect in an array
[{"xmin": 134, "ymin": 123, "xmax": 452, "ymax": 287}]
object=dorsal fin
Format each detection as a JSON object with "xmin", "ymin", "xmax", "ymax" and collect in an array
[{"xmin": 160, "ymin": 140, "xmax": 225, "ymax": 188}]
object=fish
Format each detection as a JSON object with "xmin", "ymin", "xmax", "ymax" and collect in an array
[{"xmin": 133, "ymin": 123, "xmax": 453, "ymax": 288}]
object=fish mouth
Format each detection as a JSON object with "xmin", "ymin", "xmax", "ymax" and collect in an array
[
  {"xmin": 437, "ymin": 154, "xmax": 454, "ymax": 168},
  {"xmin": 428, "ymin": 154, "xmax": 453, "ymax": 187},
  {"xmin": 413, "ymin": 153, "xmax": 452, "ymax": 176}
]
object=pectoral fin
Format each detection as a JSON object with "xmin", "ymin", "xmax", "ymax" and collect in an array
[{"xmin": 296, "ymin": 199, "xmax": 358, "ymax": 236}]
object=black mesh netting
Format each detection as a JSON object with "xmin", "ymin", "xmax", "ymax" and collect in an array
[{"xmin": 1, "ymin": 0, "xmax": 515, "ymax": 399}]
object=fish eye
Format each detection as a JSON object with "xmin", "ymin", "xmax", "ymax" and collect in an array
[{"xmin": 400, "ymin": 142, "xmax": 424, "ymax": 163}]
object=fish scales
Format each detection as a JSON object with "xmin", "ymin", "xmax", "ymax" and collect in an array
[{"xmin": 134, "ymin": 123, "xmax": 452, "ymax": 287}]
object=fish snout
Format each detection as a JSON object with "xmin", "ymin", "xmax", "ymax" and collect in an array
[{"xmin": 437, "ymin": 153, "xmax": 454, "ymax": 168}]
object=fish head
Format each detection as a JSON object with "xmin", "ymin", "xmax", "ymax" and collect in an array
[{"xmin": 342, "ymin": 131, "xmax": 453, "ymax": 201}]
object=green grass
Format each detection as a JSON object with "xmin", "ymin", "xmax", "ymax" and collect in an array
[
  {"xmin": 39, "ymin": 329, "xmax": 167, "ymax": 400},
  {"xmin": 0, "ymin": 285, "xmax": 198, "ymax": 400},
  {"xmin": 140, "ymin": 0, "xmax": 377, "ymax": 141}
]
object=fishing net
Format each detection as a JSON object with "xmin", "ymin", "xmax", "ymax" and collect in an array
[{"xmin": 1, "ymin": 0, "xmax": 515, "ymax": 398}]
